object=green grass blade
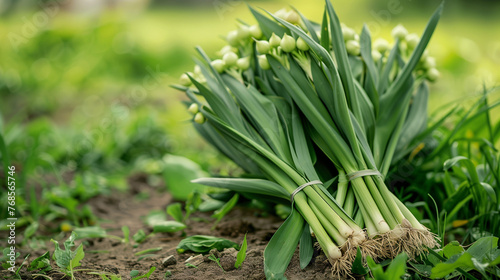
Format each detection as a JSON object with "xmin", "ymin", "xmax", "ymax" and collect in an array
[
  {"xmin": 359, "ymin": 25, "xmax": 380, "ymax": 115},
  {"xmin": 235, "ymin": 234, "xmax": 248, "ymax": 269},
  {"xmin": 250, "ymin": 6, "xmax": 287, "ymax": 38},
  {"xmin": 325, "ymin": 0, "xmax": 363, "ymax": 126},
  {"xmin": 200, "ymin": 107, "xmax": 304, "ymax": 187},
  {"xmin": 289, "ymin": 106, "xmax": 319, "ymax": 181},
  {"xmin": 192, "ymin": 177, "xmax": 290, "ymax": 200},
  {"xmin": 193, "ymin": 120, "xmax": 261, "ymax": 174},
  {"xmin": 320, "ymin": 9, "xmax": 330, "ymax": 50},
  {"xmin": 294, "ymin": 8, "xmax": 320, "ymax": 43},
  {"xmin": 0, "ymin": 131, "xmax": 10, "ymax": 182},
  {"xmin": 392, "ymin": 104, "xmax": 459, "ymax": 163},
  {"xmin": 264, "ymin": 210, "xmax": 304, "ymax": 279},
  {"xmin": 221, "ymin": 75, "xmax": 293, "ymax": 164},
  {"xmin": 382, "ymin": 2, "xmax": 443, "ymax": 103},
  {"xmin": 188, "ymin": 69, "xmax": 243, "ymax": 132},
  {"xmin": 393, "ymin": 82, "xmax": 429, "ymax": 162},
  {"xmin": 377, "ymin": 39, "xmax": 400, "ymax": 94},
  {"xmin": 267, "ymin": 55, "xmax": 357, "ymax": 170}
]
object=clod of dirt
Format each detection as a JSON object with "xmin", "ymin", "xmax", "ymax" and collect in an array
[
  {"xmin": 219, "ymin": 247, "xmax": 238, "ymax": 271},
  {"xmin": 162, "ymin": 255, "xmax": 177, "ymax": 267},
  {"xmin": 209, "ymin": 248, "xmax": 220, "ymax": 258},
  {"xmin": 185, "ymin": 254, "xmax": 204, "ymax": 267},
  {"xmin": 245, "ymin": 249, "xmax": 261, "ymax": 258},
  {"xmin": 216, "ymin": 219, "xmax": 255, "ymax": 237}
]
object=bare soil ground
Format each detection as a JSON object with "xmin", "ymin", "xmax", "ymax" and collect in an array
[{"xmin": 1, "ymin": 174, "xmax": 335, "ymax": 280}]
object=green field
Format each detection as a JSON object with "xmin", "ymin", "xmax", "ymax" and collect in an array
[{"xmin": 1, "ymin": 1, "xmax": 499, "ymax": 279}]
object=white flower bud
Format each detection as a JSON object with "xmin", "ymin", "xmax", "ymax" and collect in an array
[
  {"xmin": 258, "ymin": 55, "xmax": 270, "ymax": 70},
  {"xmin": 281, "ymin": 34, "xmax": 296, "ymax": 52},
  {"xmin": 423, "ymin": 56, "xmax": 436, "ymax": 69},
  {"xmin": 219, "ymin": 45, "xmax": 236, "ymax": 56},
  {"xmin": 194, "ymin": 112, "xmax": 205, "ymax": 124},
  {"xmin": 227, "ymin": 30, "xmax": 239, "ymax": 47},
  {"xmin": 346, "ymin": 40, "xmax": 360, "ymax": 56},
  {"xmin": 249, "ymin": 25, "xmax": 262, "ymax": 39},
  {"xmin": 194, "ymin": 65, "xmax": 202, "ymax": 76},
  {"xmin": 237, "ymin": 25, "xmax": 250, "ymax": 40},
  {"xmin": 211, "ymin": 59, "xmax": 226, "ymax": 73},
  {"xmin": 373, "ymin": 38, "xmax": 390, "ymax": 53},
  {"xmin": 371, "ymin": 50, "xmax": 382, "ymax": 62},
  {"xmin": 274, "ymin": 9, "xmax": 288, "ymax": 19},
  {"xmin": 256, "ymin": 40, "xmax": 271, "ymax": 54},
  {"xmin": 269, "ymin": 33, "xmax": 281, "ymax": 48},
  {"xmin": 223, "ymin": 52, "xmax": 238, "ymax": 66},
  {"xmin": 179, "ymin": 73, "xmax": 192, "ymax": 86},
  {"xmin": 237, "ymin": 57, "xmax": 250, "ymax": 70},
  {"xmin": 296, "ymin": 37, "xmax": 310, "ymax": 51},
  {"xmin": 426, "ymin": 68, "xmax": 440, "ymax": 82},
  {"xmin": 405, "ymin": 33, "xmax": 419, "ymax": 49},
  {"xmin": 392, "ymin": 24, "xmax": 408, "ymax": 40},
  {"xmin": 285, "ymin": 10, "xmax": 300, "ymax": 25},
  {"xmin": 342, "ymin": 26, "xmax": 356, "ymax": 41},
  {"xmin": 188, "ymin": 103, "xmax": 199, "ymax": 115}
]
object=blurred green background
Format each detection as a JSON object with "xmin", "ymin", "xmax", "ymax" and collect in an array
[{"xmin": 1, "ymin": 0, "xmax": 499, "ymax": 175}]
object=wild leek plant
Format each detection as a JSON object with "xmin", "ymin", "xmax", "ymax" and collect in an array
[{"xmin": 175, "ymin": 1, "xmax": 443, "ymax": 278}]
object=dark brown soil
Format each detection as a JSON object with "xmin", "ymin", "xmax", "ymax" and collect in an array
[{"xmin": 1, "ymin": 174, "xmax": 335, "ymax": 280}]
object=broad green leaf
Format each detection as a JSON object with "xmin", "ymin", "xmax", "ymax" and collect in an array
[
  {"xmin": 299, "ymin": 224, "xmax": 313, "ymax": 270},
  {"xmin": 152, "ymin": 221, "xmax": 186, "ymax": 233},
  {"xmin": 366, "ymin": 255, "xmax": 385, "ymax": 279},
  {"xmin": 264, "ymin": 211, "xmax": 304, "ymax": 280},
  {"xmin": 177, "ymin": 235, "xmax": 239, "ymax": 254},
  {"xmin": 28, "ymin": 251, "xmax": 52, "ymax": 272},
  {"xmin": 409, "ymin": 262, "xmax": 433, "ymax": 278},
  {"xmin": 185, "ymin": 190, "xmax": 202, "ymax": 219},
  {"xmin": 73, "ymin": 226, "xmax": 108, "ymax": 239},
  {"xmin": 70, "ymin": 244, "xmax": 84, "ymax": 271},
  {"xmin": 385, "ymin": 253, "xmax": 407, "ymax": 280},
  {"xmin": 466, "ymin": 236, "xmax": 499, "ymax": 263},
  {"xmin": 235, "ymin": 234, "xmax": 248, "ymax": 269},
  {"xmin": 132, "ymin": 229, "xmax": 147, "ymax": 244},
  {"xmin": 442, "ymin": 241, "xmax": 464, "ymax": 259},
  {"xmin": 24, "ymin": 221, "xmax": 39, "ymax": 240},
  {"xmin": 143, "ymin": 210, "xmax": 167, "ymax": 227},
  {"xmin": 166, "ymin": 203, "xmax": 183, "ymax": 223},
  {"xmin": 51, "ymin": 232, "xmax": 79, "ymax": 271},
  {"xmin": 162, "ymin": 155, "xmax": 207, "ymax": 200},
  {"xmin": 430, "ymin": 253, "xmax": 475, "ymax": 279},
  {"xmin": 212, "ymin": 194, "xmax": 239, "ymax": 224},
  {"xmin": 351, "ymin": 247, "xmax": 369, "ymax": 275},
  {"xmin": 198, "ymin": 198, "xmax": 226, "ymax": 212}
]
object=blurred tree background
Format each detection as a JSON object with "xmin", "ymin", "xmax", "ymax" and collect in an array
[{"xmin": 0, "ymin": 0, "xmax": 499, "ymax": 171}]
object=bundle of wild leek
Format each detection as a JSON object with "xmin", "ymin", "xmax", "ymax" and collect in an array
[{"xmin": 175, "ymin": 1, "xmax": 442, "ymax": 278}]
